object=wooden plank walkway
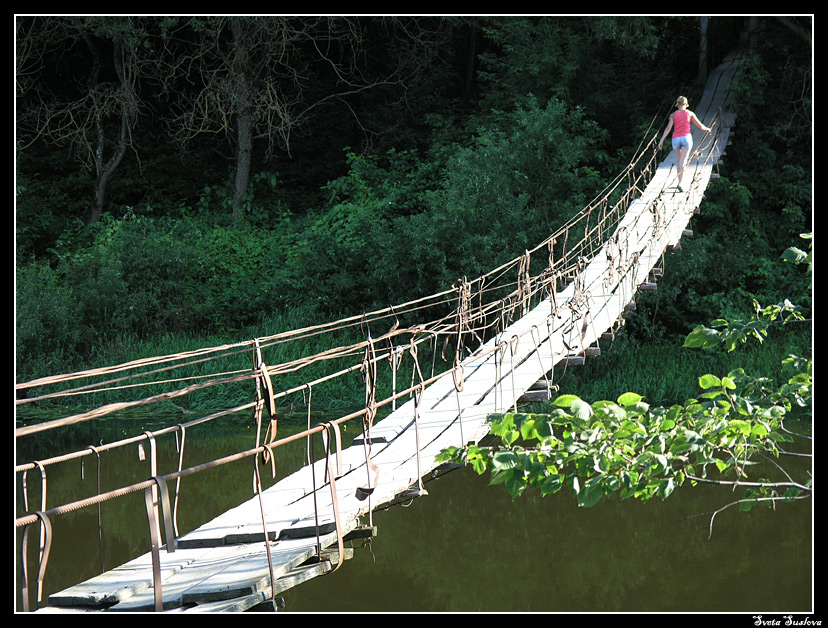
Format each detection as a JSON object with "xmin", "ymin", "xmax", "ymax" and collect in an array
[{"xmin": 42, "ymin": 52, "xmax": 740, "ymax": 613}]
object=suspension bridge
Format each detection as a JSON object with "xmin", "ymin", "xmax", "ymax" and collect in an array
[{"xmin": 16, "ymin": 51, "xmax": 742, "ymax": 613}]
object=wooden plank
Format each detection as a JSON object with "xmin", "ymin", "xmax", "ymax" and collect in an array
[
  {"xmin": 102, "ymin": 533, "xmax": 346, "ymax": 611},
  {"xmin": 47, "ymin": 521, "xmax": 352, "ymax": 611},
  {"xmin": 47, "ymin": 546, "xmax": 210, "ymax": 607},
  {"xmin": 184, "ymin": 561, "xmax": 331, "ymax": 612}
]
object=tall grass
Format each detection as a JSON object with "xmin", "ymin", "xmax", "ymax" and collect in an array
[
  {"xmin": 542, "ymin": 324, "xmax": 811, "ymax": 409},
  {"xmin": 18, "ymin": 292, "xmax": 811, "ymax": 437},
  {"xmin": 16, "ymin": 304, "xmax": 444, "ymax": 424}
]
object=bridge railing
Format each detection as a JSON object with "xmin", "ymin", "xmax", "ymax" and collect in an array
[{"xmin": 16, "ymin": 105, "xmax": 729, "ymax": 611}]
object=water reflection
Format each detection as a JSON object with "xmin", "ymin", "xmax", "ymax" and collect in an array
[
  {"xmin": 16, "ymin": 412, "xmax": 812, "ymax": 613},
  {"xmin": 284, "ymin": 455, "xmax": 812, "ymax": 613}
]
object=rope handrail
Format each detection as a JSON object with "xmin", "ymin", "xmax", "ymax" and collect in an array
[
  {"xmin": 15, "ymin": 93, "xmax": 733, "ymax": 540},
  {"xmin": 13, "ymin": 122, "xmax": 689, "ymax": 482},
  {"xmin": 16, "ymin": 129, "xmax": 663, "ymax": 395},
  {"xmin": 16, "ymin": 285, "xmax": 616, "ymax": 533},
  {"xmin": 15, "ymin": 45, "xmax": 747, "ymax": 612}
]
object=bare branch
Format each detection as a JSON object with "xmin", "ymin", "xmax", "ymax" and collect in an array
[
  {"xmin": 684, "ymin": 473, "xmax": 811, "ymax": 494},
  {"xmin": 705, "ymin": 493, "xmax": 811, "ymax": 540}
]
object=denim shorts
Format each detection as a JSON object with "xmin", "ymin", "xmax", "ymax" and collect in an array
[{"xmin": 672, "ymin": 134, "xmax": 692, "ymax": 150}]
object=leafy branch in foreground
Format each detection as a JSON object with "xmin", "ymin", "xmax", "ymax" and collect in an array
[
  {"xmin": 437, "ymin": 235, "xmax": 813, "ymax": 530},
  {"xmin": 683, "ymin": 233, "xmax": 812, "ymax": 353},
  {"xmin": 437, "ymin": 366, "xmax": 811, "ymax": 524}
]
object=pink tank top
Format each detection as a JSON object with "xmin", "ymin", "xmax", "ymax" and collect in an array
[{"xmin": 673, "ymin": 110, "xmax": 691, "ymax": 137}]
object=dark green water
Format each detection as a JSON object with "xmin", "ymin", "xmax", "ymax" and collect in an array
[
  {"xmin": 285, "ymin": 458, "xmax": 812, "ymax": 613},
  {"xmin": 16, "ymin": 412, "xmax": 812, "ymax": 613}
]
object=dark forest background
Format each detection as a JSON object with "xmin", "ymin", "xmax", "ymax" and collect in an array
[{"xmin": 15, "ymin": 16, "xmax": 812, "ymax": 388}]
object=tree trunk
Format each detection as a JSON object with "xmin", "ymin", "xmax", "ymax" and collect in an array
[
  {"xmin": 89, "ymin": 125, "xmax": 127, "ymax": 224},
  {"xmin": 698, "ymin": 16, "xmax": 708, "ymax": 84},
  {"xmin": 87, "ymin": 43, "xmax": 129, "ymax": 225},
  {"xmin": 233, "ymin": 110, "xmax": 252, "ymax": 222},
  {"xmin": 231, "ymin": 17, "xmax": 251, "ymax": 222},
  {"xmin": 88, "ymin": 142, "xmax": 127, "ymax": 224},
  {"xmin": 463, "ymin": 23, "xmax": 477, "ymax": 105}
]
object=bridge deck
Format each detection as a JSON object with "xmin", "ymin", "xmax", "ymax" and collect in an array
[{"xmin": 42, "ymin": 52, "xmax": 740, "ymax": 613}]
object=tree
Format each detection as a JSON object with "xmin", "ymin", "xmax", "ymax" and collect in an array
[
  {"xmin": 164, "ymin": 16, "xmax": 409, "ymax": 222},
  {"xmin": 475, "ymin": 16, "xmax": 663, "ymax": 143},
  {"xmin": 16, "ymin": 16, "xmax": 155, "ymax": 225},
  {"xmin": 437, "ymin": 235, "xmax": 812, "ymax": 534}
]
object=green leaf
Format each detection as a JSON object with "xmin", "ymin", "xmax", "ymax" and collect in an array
[
  {"xmin": 518, "ymin": 415, "xmax": 540, "ymax": 441},
  {"xmin": 740, "ymin": 489, "xmax": 758, "ymax": 511},
  {"xmin": 617, "ymin": 392, "xmax": 643, "ymax": 406},
  {"xmin": 571, "ymin": 398, "xmax": 594, "ymax": 422},
  {"xmin": 658, "ymin": 477, "xmax": 675, "ymax": 499},
  {"xmin": 620, "ymin": 420, "xmax": 647, "ymax": 436},
  {"xmin": 728, "ymin": 419, "xmax": 752, "ymax": 436},
  {"xmin": 669, "ymin": 430, "xmax": 704, "ymax": 454},
  {"xmin": 505, "ymin": 473, "xmax": 526, "ymax": 499},
  {"xmin": 539, "ymin": 418, "xmax": 557, "ymax": 439},
  {"xmin": 732, "ymin": 395, "xmax": 754, "ymax": 416},
  {"xmin": 501, "ymin": 429, "xmax": 520, "ymax": 447},
  {"xmin": 471, "ymin": 456, "xmax": 488, "ymax": 475},
  {"xmin": 780, "ymin": 246, "xmax": 807, "ymax": 264},
  {"xmin": 554, "ymin": 394, "xmax": 581, "ymax": 408},
  {"xmin": 490, "ymin": 413, "xmax": 516, "ymax": 437},
  {"xmin": 435, "ymin": 445, "xmax": 457, "ymax": 463},
  {"xmin": 698, "ymin": 374, "xmax": 722, "ymax": 389},
  {"xmin": 625, "ymin": 401, "xmax": 650, "ymax": 417},
  {"xmin": 540, "ymin": 474, "xmax": 563, "ymax": 495},
  {"xmin": 491, "ymin": 449, "xmax": 519, "ymax": 470},
  {"xmin": 652, "ymin": 453, "xmax": 669, "ymax": 474},
  {"xmin": 684, "ymin": 326, "xmax": 721, "ymax": 349},
  {"xmin": 577, "ymin": 479, "xmax": 604, "ymax": 507},
  {"xmin": 568, "ymin": 474, "xmax": 580, "ymax": 499},
  {"xmin": 489, "ymin": 469, "xmax": 510, "ymax": 486},
  {"xmin": 591, "ymin": 455, "xmax": 607, "ymax": 474},
  {"xmin": 758, "ymin": 406, "xmax": 787, "ymax": 420},
  {"xmin": 592, "ymin": 400, "xmax": 625, "ymax": 420}
]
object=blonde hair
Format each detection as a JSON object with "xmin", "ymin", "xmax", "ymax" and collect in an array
[{"xmin": 675, "ymin": 96, "xmax": 689, "ymax": 108}]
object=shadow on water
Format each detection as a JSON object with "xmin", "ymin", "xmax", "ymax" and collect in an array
[
  {"xmin": 16, "ymin": 409, "xmax": 812, "ymax": 613},
  {"xmin": 281, "ymin": 465, "xmax": 812, "ymax": 613},
  {"xmin": 281, "ymin": 424, "xmax": 813, "ymax": 613}
]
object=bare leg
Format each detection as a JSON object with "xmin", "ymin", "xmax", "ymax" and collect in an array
[{"xmin": 674, "ymin": 147, "xmax": 688, "ymax": 190}]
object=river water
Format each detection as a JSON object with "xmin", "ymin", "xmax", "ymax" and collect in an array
[{"xmin": 16, "ymin": 411, "xmax": 812, "ymax": 613}]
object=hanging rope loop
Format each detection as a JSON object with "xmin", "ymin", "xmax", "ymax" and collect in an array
[
  {"xmin": 19, "ymin": 511, "xmax": 52, "ymax": 612},
  {"xmin": 318, "ymin": 422, "xmax": 345, "ymax": 574}
]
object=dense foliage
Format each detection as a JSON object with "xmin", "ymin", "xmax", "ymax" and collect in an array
[{"xmin": 15, "ymin": 16, "xmax": 811, "ymax": 387}]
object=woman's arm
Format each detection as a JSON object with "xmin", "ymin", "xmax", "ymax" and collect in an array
[
  {"xmin": 690, "ymin": 112, "xmax": 711, "ymax": 133},
  {"xmin": 658, "ymin": 114, "xmax": 674, "ymax": 150}
]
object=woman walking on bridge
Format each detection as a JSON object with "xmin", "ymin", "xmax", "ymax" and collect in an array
[{"xmin": 658, "ymin": 96, "xmax": 711, "ymax": 192}]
